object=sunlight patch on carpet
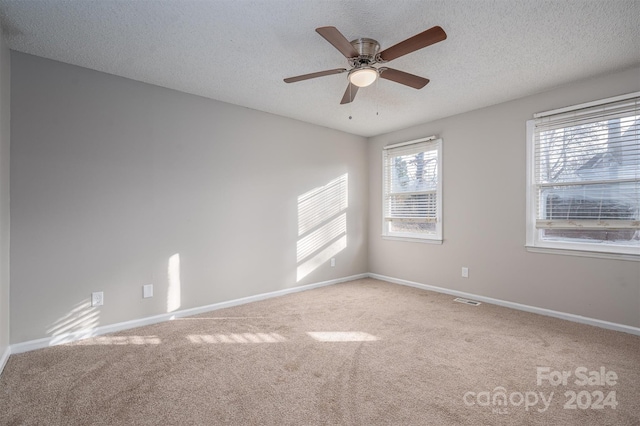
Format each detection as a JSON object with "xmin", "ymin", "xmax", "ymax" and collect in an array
[
  {"xmin": 187, "ymin": 333, "xmax": 286, "ymax": 344},
  {"xmin": 70, "ymin": 335, "xmax": 161, "ymax": 345},
  {"xmin": 306, "ymin": 331, "xmax": 379, "ymax": 342},
  {"xmin": 174, "ymin": 316, "xmax": 269, "ymax": 320}
]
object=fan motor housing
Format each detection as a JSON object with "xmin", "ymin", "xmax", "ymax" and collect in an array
[{"xmin": 350, "ymin": 38, "xmax": 380, "ymax": 62}]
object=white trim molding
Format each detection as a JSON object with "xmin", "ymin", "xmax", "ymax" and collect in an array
[
  {"xmin": 534, "ymin": 91, "xmax": 640, "ymax": 118},
  {"xmin": 10, "ymin": 273, "xmax": 368, "ymax": 354},
  {"xmin": 381, "ymin": 235, "xmax": 443, "ymax": 244},
  {"xmin": 526, "ymin": 246, "xmax": 640, "ymax": 262},
  {"xmin": 383, "ymin": 135, "xmax": 437, "ymax": 150},
  {"xmin": 368, "ymin": 273, "xmax": 640, "ymax": 336},
  {"xmin": 0, "ymin": 346, "xmax": 9, "ymax": 376},
  {"xmin": 7, "ymin": 271, "xmax": 639, "ymax": 358}
]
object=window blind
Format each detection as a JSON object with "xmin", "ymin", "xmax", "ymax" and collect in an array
[
  {"xmin": 383, "ymin": 138, "xmax": 441, "ymax": 238},
  {"xmin": 532, "ymin": 95, "xmax": 639, "ymax": 236}
]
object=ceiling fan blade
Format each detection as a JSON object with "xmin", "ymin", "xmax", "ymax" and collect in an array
[
  {"xmin": 379, "ymin": 68, "xmax": 430, "ymax": 89},
  {"xmin": 284, "ymin": 68, "xmax": 347, "ymax": 83},
  {"xmin": 378, "ymin": 26, "xmax": 447, "ymax": 62},
  {"xmin": 316, "ymin": 26, "xmax": 359, "ymax": 58},
  {"xmin": 340, "ymin": 83, "xmax": 359, "ymax": 104}
]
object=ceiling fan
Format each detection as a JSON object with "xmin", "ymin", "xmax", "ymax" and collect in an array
[{"xmin": 284, "ymin": 26, "xmax": 447, "ymax": 104}]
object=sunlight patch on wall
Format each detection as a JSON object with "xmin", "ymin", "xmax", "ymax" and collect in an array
[
  {"xmin": 297, "ymin": 235, "xmax": 347, "ymax": 281},
  {"xmin": 306, "ymin": 331, "xmax": 379, "ymax": 342},
  {"xmin": 187, "ymin": 333, "xmax": 286, "ymax": 344},
  {"xmin": 46, "ymin": 300, "xmax": 100, "ymax": 345},
  {"xmin": 69, "ymin": 335, "xmax": 161, "ymax": 345},
  {"xmin": 297, "ymin": 213, "xmax": 347, "ymax": 263},
  {"xmin": 296, "ymin": 174, "xmax": 348, "ymax": 282},
  {"xmin": 298, "ymin": 174, "xmax": 348, "ymax": 236},
  {"xmin": 167, "ymin": 253, "xmax": 181, "ymax": 313}
]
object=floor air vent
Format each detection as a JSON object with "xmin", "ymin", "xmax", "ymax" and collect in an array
[{"xmin": 454, "ymin": 297, "xmax": 481, "ymax": 306}]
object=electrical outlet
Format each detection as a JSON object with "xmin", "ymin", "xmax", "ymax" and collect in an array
[
  {"xmin": 143, "ymin": 284, "xmax": 153, "ymax": 298},
  {"xmin": 461, "ymin": 267, "xmax": 469, "ymax": 278},
  {"xmin": 91, "ymin": 291, "xmax": 104, "ymax": 307},
  {"xmin": 330, "ymin": 258, "xmax": 336, "ymax": 267}
]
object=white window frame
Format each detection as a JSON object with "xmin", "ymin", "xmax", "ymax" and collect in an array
[
  {"xmin": 382, "ymin": 136, "xmax": 443, "ymax": 243},
  {"xmin": 526, "ymin": 92, "xmax": 640, "ymax": 261}
]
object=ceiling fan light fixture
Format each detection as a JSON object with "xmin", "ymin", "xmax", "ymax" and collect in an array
[
  {"xmin": 349, "ymin": 67, "xmax": 378, "ymax": 87},
  {"xmin": 284, "ymin": 26, "xmax": 447, "ymax": 104}
]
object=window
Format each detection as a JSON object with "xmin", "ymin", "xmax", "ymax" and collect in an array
[
  {"xmin": 526, "ymin": 93, "xmax": 640, "ymax": 259},
  {"xmin": 382, "ymin": 137, "xmax": 442, "ymax": 242}
]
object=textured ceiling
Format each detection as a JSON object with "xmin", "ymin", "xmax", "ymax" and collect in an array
[{"xmin": 0, "ymin": 0, "xmax": 639, "ymax": 137}]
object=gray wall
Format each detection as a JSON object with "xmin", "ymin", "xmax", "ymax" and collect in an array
[
  {"xmin": 369, "ymin": 66, "xmax": 640, "ymax": 328},
  {"xmin": 0, "ymin": 26, "xmax": 10, "ymax": 356},
  {"xmin": 7, "ymin": 51, "xmax": 639, "ymax": 345},
  {"xmin": 10, "ymin": 52, "xmax": 368, "ymax": 343}
]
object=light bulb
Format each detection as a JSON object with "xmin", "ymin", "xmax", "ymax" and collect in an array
[{"xmin": 349, "ymin": 68, "xmax": 378, "ymax": 87}]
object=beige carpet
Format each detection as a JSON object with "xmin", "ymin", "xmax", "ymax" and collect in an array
[{"xmin": 1, "ymin": 278, "xmax": 639, "ymax": 425}]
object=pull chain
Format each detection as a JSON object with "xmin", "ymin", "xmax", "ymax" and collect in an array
[
  {"xmin": 348, "ymin": 83, "xmax": 353, "ymax": 120},
  {"xmin": 375, "ymin": 76, "xmax": 379, "ymax": 116}
]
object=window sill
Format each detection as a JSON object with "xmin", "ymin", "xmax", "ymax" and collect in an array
[
  {"xmin": 526, "ymin": 245, "xmax": 640, "ymax": 262},
  {"xmin": 382, "ymin": 235, "xmax": 443, "ymax": 245}
]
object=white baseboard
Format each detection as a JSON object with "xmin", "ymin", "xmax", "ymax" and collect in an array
[
  {"xmin": 0, "ymin": 345, "xmax": 9, "ymax": 376},
  {"xmin": 9, "ymin": 270, "xmax": 638, "ymax": 356},
  {"xmin": 10, "ymin": 273, "xmax": 368, "ymax": 354},
  {"xmin": 369, "ymin": 273, "xmax": 640, "ymax": 336}
]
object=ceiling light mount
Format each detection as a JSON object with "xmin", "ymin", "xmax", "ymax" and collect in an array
[{"xmin": 350, "ymin": 38, "xmax": 380, "ymax": 61}]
